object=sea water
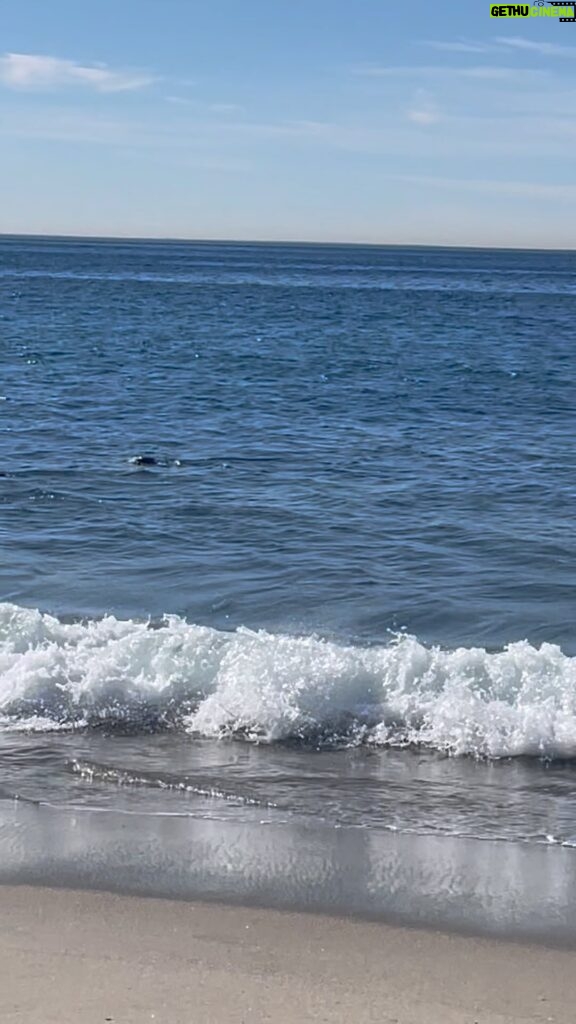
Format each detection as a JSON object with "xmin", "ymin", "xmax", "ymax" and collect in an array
[{"xmin": 1, "ymin": 237, "xmax": 576, "ymax": 933}]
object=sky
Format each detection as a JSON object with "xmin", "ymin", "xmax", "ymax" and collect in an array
[{"xmin": 2, "ymin": 0, "xmax": 576, "ymax": 247}]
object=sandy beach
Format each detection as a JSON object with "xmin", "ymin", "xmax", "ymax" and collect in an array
[{"xmin": 2, "ymin": 885, "xmax": 576, "ymax": 1024}]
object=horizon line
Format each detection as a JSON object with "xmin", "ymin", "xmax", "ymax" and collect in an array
[{"xmin": 0, "ymin": 231, "xmax": 575, "ymax": 253}]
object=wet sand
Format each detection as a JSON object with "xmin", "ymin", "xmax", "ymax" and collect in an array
[
  {"xmin": 2, "ymin": 884, "xmax": 576, "ymax": 1024},
  {"xmin": 6, "ymin": 798, "xmax": 576, "ymax": 946}
]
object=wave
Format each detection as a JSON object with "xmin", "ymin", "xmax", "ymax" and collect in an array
[
  {"xmin": 1, "ymin": 602, "xmax": 576, "ymax": 758},
  {"xmin": 67, "ymin": 759, "xmax": 274, "ymax": 808}
]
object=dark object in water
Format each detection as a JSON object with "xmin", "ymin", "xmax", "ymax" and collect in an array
[{"xmin": 129, "ymin": 455, "xmax": 158, "ymax": 467}]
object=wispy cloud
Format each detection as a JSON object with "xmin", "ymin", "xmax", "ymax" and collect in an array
[
  {"xmin": 420, "ymin": 40, "xmax": 489, "ymax": 54},
  {"xmin": 496, "ymin": 36, "xmax": 576, "ymax": 58},
  {"xmin": 0, "ymin": 53, "xmax": 155, "ymax": 92},
  {"xmin": 166, "ymin": 96, "xmax": 245, "ymax": 116},
  {"xmin": 0, "ymin": 103, "xmax": 339, "ymax": 151},
  {"xmin": 421, "ymin": 36, "xmax": 576, "ymax": 59},
  {"xmin": 395, "ymin": 174, "xmax": 576, "ymax": 202},
  {"xmin": 407, "ymin": 109, "xmax": 440, "ymax": 126},
  {"xmin": 406, "ymin": 89, "xmax": 441, "ymax": 126},
  {"xmin": 354, "ymin": 64, "xmax": 547, "ymax": 81},
  {"xmin": 210, "ymin": 103, "xmax": 244, "ymax": 115}
]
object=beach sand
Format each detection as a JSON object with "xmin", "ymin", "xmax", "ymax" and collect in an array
[{"xmin": 1, "ymin": 886, "xmax": 575, "ymax": 1023}]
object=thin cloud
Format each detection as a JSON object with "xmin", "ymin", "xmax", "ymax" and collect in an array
[
  {"xmin": 353, "ymin": 64, "xmax": 547, "ymax": 81},
  {"xmin": 165, "ymin": 97, "xmax": 244, "ymax": 115},
  {"xmin": 408, "ymin": 109, "xmax": 440, "ymax": 125},
  {"xmin": 0, "ymin": 53, "xmax": 155, "ymax": 92},
  {"xmin": 396, "ymin": 174, "xmax": 576, "ymax": 202},
  {"xmin": 422, "ymin": 36, "xmax": 576, "ymax": 59},
  {"xmin": 407, "ymin": 88, "xmax": 441, "ymax": 126},
  {"xmin": 209, "ymin": 103, "xmax": 244, "ymax": 115},
  {"xmin": 420, "ymin": 40, "xmax": 490, "ymax": 54},
  {"xmin": 496, "ymin": 36, "xmax": 576, "ymax": 58},
  {"xmin": 0, "ymin": 105, "xmax": 338, "ymax": 150}
]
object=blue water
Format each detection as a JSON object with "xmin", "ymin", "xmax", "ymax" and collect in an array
[
  {"xmin": 2, "ymin": 236, "xmax": 576, "ymax": 846},
  {"xmin": 2, "ymin": 236, "xmax": 575, "ymax": 648}
]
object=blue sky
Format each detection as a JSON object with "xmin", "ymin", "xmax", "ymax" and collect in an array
[{"xmin": 2, "ymin": 0, "xmax": 576, "ymax": 246}]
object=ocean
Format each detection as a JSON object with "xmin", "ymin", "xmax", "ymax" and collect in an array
[{"xmin": 2, "ymin": 235, "xmax": 576, "ymax": 938}]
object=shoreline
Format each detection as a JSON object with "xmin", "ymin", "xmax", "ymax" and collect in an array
[
  {"xmin": 4, "ymin": 884, "xmax": 576, "ymax": 1023},
  {"xmin": 4, "ymin": 797, "xmax": 576, "ymax": 949},
  {"xmin": 5, "ymin": 872, "xmax": 576, "ymax": 955}
]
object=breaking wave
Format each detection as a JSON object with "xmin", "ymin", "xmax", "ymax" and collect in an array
[{"xmin": 1, "ymin": 602, "xmax": 576, "ymax": 759}]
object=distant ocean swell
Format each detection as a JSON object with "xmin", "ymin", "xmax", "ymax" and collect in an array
[{"xmin": 1, "ymin": 602, "xmax": 576, "ymax": 760}]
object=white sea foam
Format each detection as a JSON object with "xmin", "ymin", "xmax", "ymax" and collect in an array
[{"xmin": 1, "ymin": 602, "xmax": 576, "ymax": 758}]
